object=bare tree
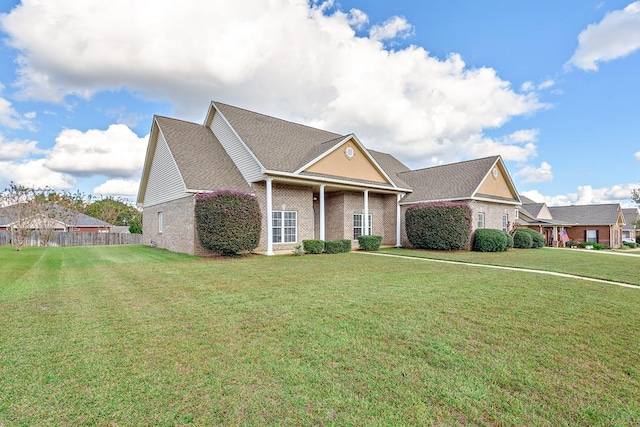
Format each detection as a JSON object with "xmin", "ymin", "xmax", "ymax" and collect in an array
[{"xmin": 1, "ymin": 183, "xmax": 89, "ymax": 250}]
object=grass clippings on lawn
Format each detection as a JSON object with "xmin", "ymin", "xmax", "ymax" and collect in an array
[{"xmin": 1, "ymin": 245, "xmax": 639, "ymax": 425}]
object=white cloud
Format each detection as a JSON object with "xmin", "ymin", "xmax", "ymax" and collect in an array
[
  {"xmin": 520, "ymin": 81, "xmax": 535, "ymax": 92},
  {"xmin": 0, "ymin": 159, "xmax": 76, "ymax": 189},
  {"xmin": 347, "ymin": 8, "xmax": 368, "ymax": 30},
  {"xmin": 93, "ymin": 178, "xmax": 140, "ymax": 197},
  {"xmin": 44, "ymin": 125, "xmax": 148, "ymax": 177},
  {"xmin": 567, "ymin": 1, "xmax": 640, "ymax": 71},
  {"xmin": 520, "ymin": 190, "xmax": 545, "ymax": 203},
  {"xmin": 537, "ymin": 80, "xmax": 555, "ymax": 90},
  {"xmin": 506, "ymin": 129, "xmax": 538, "ymax": 143},
  {"xmin": 369, "ymin": 16, "xmax": 414, "ymax": 41},
  {"xmin": 0, "ymin": 0, "xmax": 545, "ymax": 168},
  {"xmin": 0, "ymin": 97, "xmax": 32, "ymax": 129},
  {"xmin": 0, "ymin": 135, "xmax": 42, "ymax": 160},
  {"xmin": 635, "ymin": 151, "xmax": 640, "ymax": 162},
  {"xmin": 515, "ymin": 161, "xmax": 553, "ymax": 184},
  {"xmin": 541, "ymin": 183, "xmax": 638, "ymax": 207}
]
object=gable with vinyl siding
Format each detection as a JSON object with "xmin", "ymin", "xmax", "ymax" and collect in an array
[{"xmin": 142, "ymin": 127, "xmax": 187, "ymax": 207}]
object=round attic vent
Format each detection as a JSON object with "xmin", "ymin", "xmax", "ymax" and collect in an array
[
  {"xmin": 345, "ymin": 146, "xmax": 355, "ymax": 159},
  {"xmin": 492, "ymin": 167, "xmax": 499, "ymax": 179}
]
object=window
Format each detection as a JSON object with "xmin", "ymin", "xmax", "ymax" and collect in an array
[
  {"xmin": 272, "ymin": 211, "xmax": 297, "ymax": 243},
  {"xmin": 353, "ymin": 214, "xmax": 372, "ymax": 239},
  {"xmin": 502, "ymin": 213, "xmax": 509, "ymax": 233},
  {"xmin": 477, "ymin": 212, "xmax": 485, "ymax": 229},
  {"xmin": 586, "ymin": 229, "xmax": 597, "ymax": 243},
  {"xmin": 514, "ymin": 209, "xmax": 519, "ymax": 219},
  {"xmin": 158, "ymin": 212, "xmax": 163, "ymax": 234}
]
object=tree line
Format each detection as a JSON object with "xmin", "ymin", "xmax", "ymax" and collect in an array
[{"xmin": 1, "ymin": 182, "xmax": 141, "ymax": 251}]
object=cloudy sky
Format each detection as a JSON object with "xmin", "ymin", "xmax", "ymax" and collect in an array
[{"xmin": 0, "ymin": 0, "xmax": 638, "ymax": 206}]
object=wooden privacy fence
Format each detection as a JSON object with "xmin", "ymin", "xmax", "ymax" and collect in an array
[{"xmin": 0, "ymin": 230, "xmax": 143, "ymax": 247}]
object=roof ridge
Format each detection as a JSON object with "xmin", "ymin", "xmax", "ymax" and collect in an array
[
  {"xmin": 397, "ymin": 155, "xmax": 499, "ymax": 175},
  {"xmin": 213, "ymin": 101, "xmax": 342, "ymax": 137}
]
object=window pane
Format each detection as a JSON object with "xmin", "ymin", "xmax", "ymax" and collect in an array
[
  {"xmin": 477, "ymin": 212, "xmax": 485, "ymax": 229},
  {"xmin": 586, "ymin": 229, "xmax": 597, "ymax": 243}
]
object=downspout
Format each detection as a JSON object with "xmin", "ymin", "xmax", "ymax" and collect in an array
[{"xmin": 266, "ymin": 177, "xmax": 273, "ymax": 256}]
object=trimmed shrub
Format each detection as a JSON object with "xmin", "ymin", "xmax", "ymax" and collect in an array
[
  {"xmin": 518, "ymin": 228, "xmax": 545, "ymax": 248},
  {"xmin": 357, "ymin": 235, "xmax": 382, "ymax": 251},
  {"xmin": 513, "ymin": 229, "xmax": 533, "ymax": 249},
  {"xmin": 473, "ymin": 229, "xmax": 508, "ymax": 252},
  {"xmin": 325, "ymin": 240, "xmax": 345, "ymax": 254},
  {"xmin": 339, "ymin": 239, "xmax": 352, "ymax": 253},
  {"xmin": 303, "ymin": 239, "xmax": 324, "ymax": 254},
  {"xmin": 194, "ymin": 191, "xmax": 261, "ymax": 256},
  {"xmin": 405, "ymin": 202, "xmax": 472, "ymax": 250}
]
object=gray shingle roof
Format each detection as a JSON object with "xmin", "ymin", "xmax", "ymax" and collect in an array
[
  {"xmin": 397, "ymin": 156, "xmax": 502, "ymax": 204},
  {"xmin": 548, "ymin": 204, "xmax": 622, "ymax": 225},
  {"xmin": 214, "ymin": 102, "xmax": 344, "ymax": 173},
  {"xmin": 155, "ymin": 116, "xmax": 251, "ymax": 193},
  {"xmin": 521, "ymin": 202, "xmax": 545, "ymax": 218},
  {"xmin": 368, "ymin": 149, "xmax": 411, "ymax": 189},
  {"xmin": 0, "ymin": 205, "xmax": 112, "ymax": 227}
]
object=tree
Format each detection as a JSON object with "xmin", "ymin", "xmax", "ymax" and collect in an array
[
  {"xmin": 0, "ymin": 183, "xmax": 89, "ymax": 250},
  {"xmin": 633, "ymin": 187, "xmax": 640, "ymax": 207},
  {"xmin": 85, "ymin": 196, "xmax": 142, "ymax": 233}
]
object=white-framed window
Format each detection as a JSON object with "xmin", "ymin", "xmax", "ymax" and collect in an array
[
  {"xmin": 158, "ymin": 212, "xmax": 163, "ymax": 234},
  {"xmin": 477, "ymin": 212, "xmax": 485, "ymax": 229},
  {"xmin": 353, "ymin": 214, "xmax": 372, "ymax": 239},
  {"xmin": 272, "ymin": 211, "xmax": 297, "ymax": 243},
  {"xmin": 586, "ymin": 229, "xmax": 597, "ymax": 243},
  {"xmin": 502, "ymin": 213, "xmax": 509, "ymax": 233}
]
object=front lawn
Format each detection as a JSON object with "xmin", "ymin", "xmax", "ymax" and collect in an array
[
  {"xmin": 381, "ymin": 246, "xmax": 640, "ymax": 286},
  {"xmin": 1, "ymin": 245, "xmax": 639, "ymax": 425}
]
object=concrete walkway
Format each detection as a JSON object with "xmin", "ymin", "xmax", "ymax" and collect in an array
[{"xmin": 358, "ymin": 251, "xmax": 639, "ymax": 290}]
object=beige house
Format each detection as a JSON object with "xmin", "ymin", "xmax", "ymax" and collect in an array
[{"xmin": 137, "ymin": 102, "xmax": 521, "ymax": 255}]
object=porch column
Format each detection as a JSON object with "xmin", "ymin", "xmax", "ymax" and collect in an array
[
  {"xmin": 396, "ymin": 193, "xmax": 402, "ymax": 247},
  {"xmin": 319, "ymin": 184, "xmax": 325, "ymax": 241},
  {"xmin": 363, "ymin": 190, "xmax": 369, "ymax": 235},
  {"xmin": 266, "ymin": 177, "xmax": 273, "ymax": 256},
  {"xmin": 553, "ymin": 226, "xmax": 558, "ymax": 247}
]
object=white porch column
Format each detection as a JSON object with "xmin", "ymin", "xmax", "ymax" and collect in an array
[
  {"xmin": 266, "ymin": 177, "xmax": 273, "ymax": 256},
  {"xmin": 396, "ymin": 193, "xmax": 402, "ymax": 247},
  {"xmin": 319, "ymin": 184, "xmax": 325, "ymax": 241},
  {"xmin": 363, "ymin": 190, "xmax": 369, "ymax": 235}
]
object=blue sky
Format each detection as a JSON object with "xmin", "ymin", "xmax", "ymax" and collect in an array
[{"xmin": 0, "ymin": 0, "xmax": 638, "ymax": 206}]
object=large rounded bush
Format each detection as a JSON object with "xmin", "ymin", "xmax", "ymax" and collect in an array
[
  {"xmin": 473, "ymin": 229, "xmax": 508, "ymax": 252},
  {"xmin": 194, "ymin": 191, "xmax": 261, "ymax": 256},
  {"xmin": 405, "ymin": 202, "xmax": 472, "ymax": 250},
  {"xmin": 513, "ymin": 229, "xmax": 533, "ymax": 249}
]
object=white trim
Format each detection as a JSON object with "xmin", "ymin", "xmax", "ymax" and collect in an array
[
  {"xmin": 266, "ymin": 177, "xmax": 273, "ymax": 255},
  {"xmin": 396, "ymin": 193, "xmax": 402, "ymax": 247},
  {"xmin": 272, "ymin": 210, "xmax": 298, "ymax": 244},
  {"xmin": 264, "ymin": 169, "xmax": 411, "ymax": 193},
  {"xmin": 399, "ymin": 195, "xmax": 520, "ymax": 206},
  {"xmin": 363, "ymin": 190, "xmax": 369, "ymax": 236},
  {"xmin": 319, "ymin": 184, "xmax": 325, "ymax": 241}
]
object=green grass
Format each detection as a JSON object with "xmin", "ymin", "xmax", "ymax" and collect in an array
[
  {"xmin": 380, "ymin": 246, "xmax": 640, "ymax": 286},
  {"xmin": 1, "ymin": 245, "xmax": 639, "ymax": 425}
]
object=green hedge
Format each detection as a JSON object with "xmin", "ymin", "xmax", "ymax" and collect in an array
[
  {"xmin": 357, "ymin": 235, "xmax": 382, "ymax": 251},
  {"xmin": 194, "ymin": 191, "xmax": 261, "ymax": 256},
  {"xmin": 518, "ymin": 228, "xmax": 545, "ymax": 248},
  {"xmin": 505, "ymin": 232, "xmax": 514, "ymax": 249},
  {"xmin": 405, "ymin": 202, "xmax": 472, "ymax": 250},
  {"xmin": 302, "ymin": 240, "xmax": 324, "ymax": 254},
  {"xmin": 513, "ymin": 229, "xmax": 533, "ymax": 249},
  {"xmin": 472, "ymin": 229, "xmax": 508, "ymax": 252}
]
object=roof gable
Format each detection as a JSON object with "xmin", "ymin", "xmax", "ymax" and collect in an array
[
  {"xmin": 398, "ymin": 156, "xmax": 520, "ymax": 204},
  {"xmin": 299, "ymin": 136, "xmax": 393, "ymax": 185},
  {"xmin": 211, "ymin": 102, "xmax": 343, "ymax": 173}
]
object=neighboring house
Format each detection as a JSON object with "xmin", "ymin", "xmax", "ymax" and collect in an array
[
  {"xmin": 622, "ymin": 207, "xmax": 639, "ymax": 242},
  {"xmin": 518, "ymin": 196, "xmax": 625, "ymax": 248},
  {"xmin": 0, "ymin": 205, "xmax": 113, "ymax": 233},
  {"xmin": 137, "ymin": 101, "xmax": 522, "ymax": 255}
]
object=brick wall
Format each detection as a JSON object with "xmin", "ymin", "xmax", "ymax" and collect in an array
[
  {"xmin": 253, "ymin": 182, "xmax": 314, "ymax": 253},
  {"xmin": 143, "ymin": 195, "xmax": 198, "ymax": 255},
  {"xmin": 565, "ymin": 225, "xmax": 621, "ymax": 248}
]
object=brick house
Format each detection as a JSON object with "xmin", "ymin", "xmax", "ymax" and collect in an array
[
  {"xmin": 518, "ymin": 196, "xmax": 626, "ymax": 248},
  {"xmin": 137, "ymin": 102, "xmax": 522, "ymax": 255}
]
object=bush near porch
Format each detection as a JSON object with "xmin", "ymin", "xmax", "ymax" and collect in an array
[{"xmin": 405, "ymin": 202, "xmax": 472, "ymax": 250}]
